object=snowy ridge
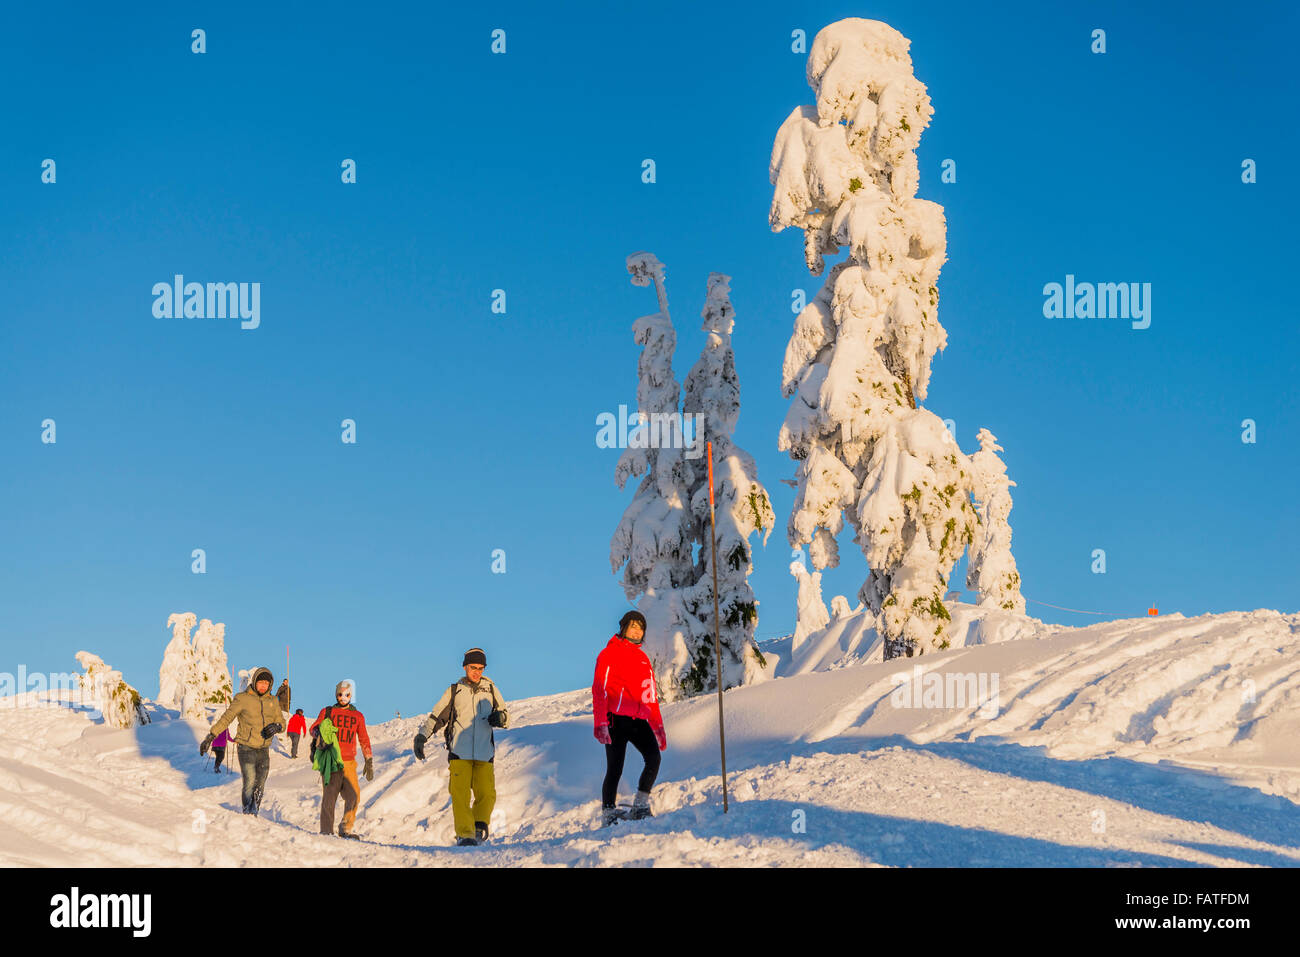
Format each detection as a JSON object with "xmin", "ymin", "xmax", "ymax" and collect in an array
[
  {"xmin": 1, "ymin": 609, "xmax": 1297, "ymax": 866},
  {"xmin": 762, "ymin": 599, "xmax": 1054, "ymax": 676}
]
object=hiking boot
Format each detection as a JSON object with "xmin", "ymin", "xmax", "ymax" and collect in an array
[
  {"xmin": 601, "ymin": 805, "xmax": 628, "ymax": 827},
  {"xmin": 474, "ymin": 821, "xmax": 489, "ymax": 843},
  {"xmin": 338, "ymin": 826, "xmax": 360, "ymax": 840},
  {"xmin": 456, "ymin": 836, "xmax": 480, "ymax": 846},
  {"xmin": 629, "ymin": 790, "xmax": 654, "ymax": 820}
]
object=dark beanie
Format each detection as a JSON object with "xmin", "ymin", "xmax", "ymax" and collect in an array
[
  {"xmin": 463, "ymin": 647, "xmax": 487, "ymax": 667},
  {"xmin": 618, "ymin": 611, "xmax": 647, "ymax": 638}
]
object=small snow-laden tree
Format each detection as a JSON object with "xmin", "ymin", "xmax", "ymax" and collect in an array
[
  {"xmin": 75, "ymin": 651, "xmax": 149, "ymax": 729},
  {"xmin": 829, "ymin": 595, "xmax": 854, "ymax": 618},
  {"xmin": 191, "ymin": 619, "xmax": 234, "ymax": 711},
  {"xmin": 966, "ymin": 429, "xmax": 1026, "ymax": 613},
  {"xmin": 159, "ymin": 613, "xmax": 197, "ymax": 710},
  {"xmin": 610, "ymin": 253, "xmax": 697, "ymax": 695},
  {"xmin": 771, "ymin": 18, "xmax": 976, "ymax": 659},
  {"xmin": 676, "ymin": 273, "xmax": 776, "ymax": 696},
  {"xmin": 237, "ymin": 669, "xmax": 253, "ymax": 693},
  {"xmin": 789, "ymin": 559, "xmax": 830, "ymax": 651}
]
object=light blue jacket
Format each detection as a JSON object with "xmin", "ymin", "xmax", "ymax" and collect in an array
[{"xmin": 419, "ymin": 677, "xmax": 509, "ymax": 762}]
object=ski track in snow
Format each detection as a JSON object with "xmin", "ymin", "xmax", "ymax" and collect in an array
[{"xmin": 1, "ymin": 611, "xmax": 1298, "ymax": 867}]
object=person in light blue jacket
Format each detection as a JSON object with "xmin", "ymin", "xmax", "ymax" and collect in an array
[{"xmin": 412, "ymin": 648, "xmax": 509, "ymax": 845}]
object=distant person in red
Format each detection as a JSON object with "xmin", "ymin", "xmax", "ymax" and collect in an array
[
  {"xmin": 309, "ymin": 680, "xmax": 374, "ymax": 838},
  {"xmin": 286, "ymin": 709, "xmax": 307, "ymax": 758},
  {"xmin": 592, "ymin": 611, "xmax": 666, "ymax": 826}
]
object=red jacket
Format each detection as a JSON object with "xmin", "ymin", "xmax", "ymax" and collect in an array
[
  {"xmin": 310, "ymin": 704, "xmax": 372, "ymax": 762},
  {"xmin": 592, "ymin": 635, "xmax": 664, "ymax": 735},
  {"xmin": 287, "ymin": 713, "xmax": 307, "ymax": 736}
]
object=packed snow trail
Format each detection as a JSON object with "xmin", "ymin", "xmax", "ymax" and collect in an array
[{"xmin": 1, "ymin": 610, "xmax": 1297, "ymax": 866}]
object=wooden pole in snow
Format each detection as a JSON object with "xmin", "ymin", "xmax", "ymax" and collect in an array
[{"xmin": 707, "ymin": 441, "xmax": 730, "ymax": 813}]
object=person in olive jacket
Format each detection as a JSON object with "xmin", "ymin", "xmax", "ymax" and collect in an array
[{"xmin": 200, "ymin": 666, "xmax": 286, "ymax": 815}]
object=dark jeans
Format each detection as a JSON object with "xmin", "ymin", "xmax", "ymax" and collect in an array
[
  {"xmin": 212, "ymin": 747, "xmax": 226, "ymax": 772},
  {"xmin": 602, "ymin": 714, "xmax": 660, "ymax": 806},
  {"xmin": 289, "ymin": 732, "xmax": 300, "ymax": 758},
  {"xmin": 238, "ymin": 745, "xmax": 270, "ymax": 815}
]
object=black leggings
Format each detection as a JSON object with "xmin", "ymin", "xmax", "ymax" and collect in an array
[{"xmin": 602, "ymin": 714, "xmax": 660, "ymax": 806}]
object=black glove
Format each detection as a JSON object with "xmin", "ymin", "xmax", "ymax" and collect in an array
[
  {"xmin": 413, "ymin": 733, "xmax": 427, "ymax": 761},
  {"xmin": 199, "ymin": 733, "xmax": 215, "ymax": 757},
  {"xmin": 363, "ymin": 757, "xmax": 374, "ymax": 781},
  {"xmin": 261, "ymin": 723, "xmax": 283, "ymax": 738},
  {"xmin": 487, "ymin": 710, "xmax": 506, "ymax": 728}
]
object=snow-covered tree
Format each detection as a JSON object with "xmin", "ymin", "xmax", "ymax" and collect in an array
[
  {"xmin": 160, "ymin": 613, "xmax": 232, "ymax": 718},
  {"xmin": 76, "ymin": 651, "xmax": 149, "ymax": 729},
  {"xmin": 610, "ymin": 253, "xmax": 697, "ymax": 694},
  {"xmin": 159, "ymin": 613, "xmax": 197, "ymax": 711},
  {"xmin": 678, "ymin": 273, "xmax": 776, "ymax": 694},
  {"xmin": 857, "ymin": 408, "xmax": 977, "ymax": 657},
  {"xmin": 770, "ymin": 18, "xmax": 977, "ymax": 659},
  {"xmin": 829, "ymin": 595, "xmax": 854, "ymax": 618},
  {"xmin": 966, "ymin": 429, "xmax": 1026, "ymax": 613},
  {"xmin": 789, "ymin": 559, "xmax": 830, "ymax": 651},
  {"xmin": 191, "ymin": 619, "xmax": 234, "ymax": 710}
]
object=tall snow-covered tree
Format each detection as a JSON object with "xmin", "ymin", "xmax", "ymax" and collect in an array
[
  {"xmin": 159, "ymin": 612, "xmax": 197, "ymax": 711},
  {"xmin": 160, "ymin": 613, "xmax": 232, "ymax": 718},
  {"xmin": 76, "ymin": 651, "xmax": 150, "ymax": 729},
  {"xmin": 610, "ymin": 252, "xmax": 697, "ymax": 695},
  {"xmin": 966, "ymin": 429, "xmax": 1026, "ymax": 612},
  {"xmin": 770, "ymin": 18, "xmax": 977, "ymax": 659},
  {"xmin": 678, "ymin": 273, "xmax": 775, "ymax": 695}
]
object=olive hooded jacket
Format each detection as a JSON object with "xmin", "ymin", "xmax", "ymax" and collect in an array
[{"xmin": 210, "ymin": 667, "xmax": 287, "ymax": 750}]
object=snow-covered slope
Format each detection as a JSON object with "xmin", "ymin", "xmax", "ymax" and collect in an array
[{"xmin": 1, "ymin": 609, "xmax": 1297, "ymax": 867}]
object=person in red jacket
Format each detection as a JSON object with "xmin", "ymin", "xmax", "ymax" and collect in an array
[
  {"xmin": 592, "ymin": 610, "xmax": 666, "ymax": 826},
  {"xmin": 309, "ymin": 680, "xmax": 374, "ymax": 839},
  {"xmin": 286, "ymin": 708, "xmax": 308, "ymax": 758}
]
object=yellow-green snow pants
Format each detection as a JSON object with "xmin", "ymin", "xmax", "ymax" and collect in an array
[{"xmin": 448, "ymin": 759, "xmax": 496, "ymax": 838}]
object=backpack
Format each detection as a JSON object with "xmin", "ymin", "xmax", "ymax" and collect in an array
[
  {"xmin": 435, "ymin": 679, "xmax": 503, "ymax": 757},
  {"xmin": 437, "ymin": 683, "xmax": 458, "ymax": 752}
]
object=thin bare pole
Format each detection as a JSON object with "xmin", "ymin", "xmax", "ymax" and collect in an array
[{"xmin": 707, "ymin": 441, "xmax": 729, "ymax": 813}]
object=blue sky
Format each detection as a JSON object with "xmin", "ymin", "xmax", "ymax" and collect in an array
[{"xmin": 1, "ymin": 0, "xmax": 1295, "ymax": 720}]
